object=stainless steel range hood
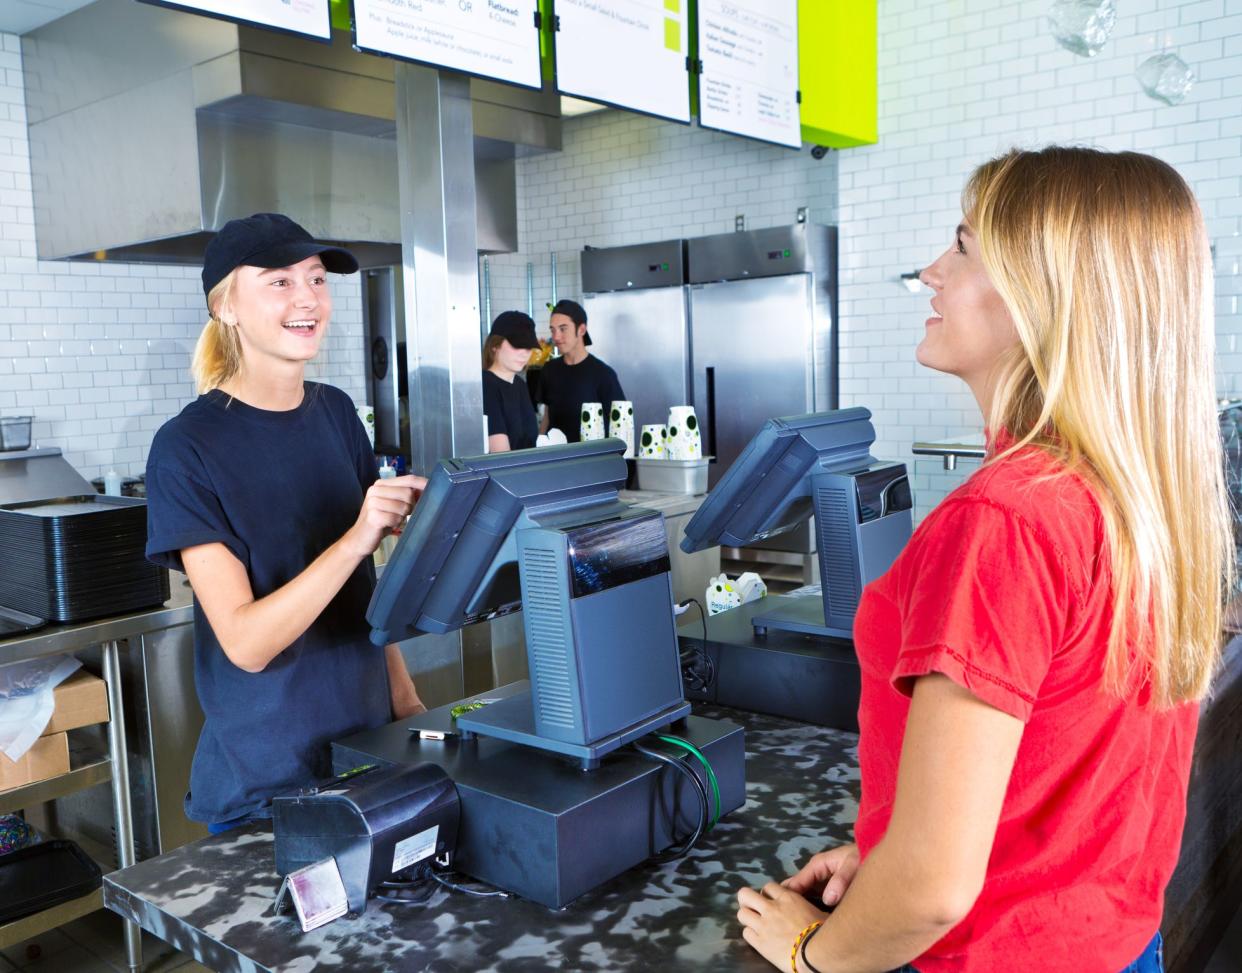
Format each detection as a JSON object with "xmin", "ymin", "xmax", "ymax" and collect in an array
[{"xmin": 22, "ymin": 0, "xmax": 561, "ymax": 263}]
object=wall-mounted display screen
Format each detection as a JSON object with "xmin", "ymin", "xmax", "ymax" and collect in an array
[
  {"xmin": 352, "ymin": 0, "xmax": 542, "ymax": 90},
  {"xmin": 697, "ymin": 0, "xmax": 801, "ymax": 148},
  {"xmin": 137, "ymin": 0, "xmax": 331, "ymax": 40},
  {"xmin": 555, "ymin": 0, "xmax": 691, "ymax": 124}
]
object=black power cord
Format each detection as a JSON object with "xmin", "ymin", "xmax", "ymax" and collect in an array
[
  {"xmin": 676, "ymin": 597, "xmax": 714, "ymax": 693},
  {"xmin": 632, "ymin": 741, "xmax": 709, "ymax": 862},
  {"xmin": 375, "ymin": 862, "xmax": 511, "ymax": 904}
]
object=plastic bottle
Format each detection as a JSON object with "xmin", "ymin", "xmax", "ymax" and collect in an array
[{"xmin": 103, "ymin": 469, "xmax": 122, "ymax": 497}]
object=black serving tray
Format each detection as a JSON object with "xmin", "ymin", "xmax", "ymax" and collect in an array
[
  {"xmin": 0, "ymin": 495, "xmax": 168, "ymax": 623},
  {"xmin": 0, "ymin": 839, "xmax": 102, "ymax": 924}
]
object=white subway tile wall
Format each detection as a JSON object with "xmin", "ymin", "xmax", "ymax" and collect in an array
[
  {"xmin": 837, "ymin": 0, "xmax": 1242, "ymax": 514},
  {"xmin": 0, "ymin": 32, "xmax": 367, "ymax": 484},
  {"xmin": 484, "ymin": 108, "xmax": 839, "ymax": 319}
]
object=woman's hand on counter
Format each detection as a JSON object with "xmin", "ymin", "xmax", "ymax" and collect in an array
[
  {"xmin": 736, "ymin": 883, "xmax": 827, "ymax": 971},
  {"xmin": 783, "ymin": 842, "xmax": 860, "ymax": 907},
  {"xmin": 343, "ymin": 475, "xmax": 426, "ymax": 559}
]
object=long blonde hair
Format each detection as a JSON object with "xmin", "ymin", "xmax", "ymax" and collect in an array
[
  {"xmin": 967, "ymin": 147, "xmax": 1231, "ymax": 707},
  {"xmin": 191, "ymin": 270, "xmax": 242, "ymax": 393}
]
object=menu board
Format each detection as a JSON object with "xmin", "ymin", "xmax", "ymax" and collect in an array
[
  {"xmin": 138, "ymin": 0, "xmax": 331, "ymax": 40},
  {"xmin": 555, "ymin": 0, "xmax": 691, "ymax": 124},
  {"xmin": 352, "ymin": 0, "xmax": 542, "ymax": 90},
  {"xmin": 697, "ymin": 0, "xmax": 801, "ymax": 148}
]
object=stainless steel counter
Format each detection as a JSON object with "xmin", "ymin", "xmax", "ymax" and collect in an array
[{"xmin": 0, "ymin": 578, "xmax": 193, "ymax": 665}]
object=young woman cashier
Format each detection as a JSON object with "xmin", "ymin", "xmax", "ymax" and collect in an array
[{"xmin": 145, "ymin": 214, "xmax": 426, "ymax": 834}]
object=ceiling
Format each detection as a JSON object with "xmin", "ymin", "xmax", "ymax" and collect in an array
[{"xmin": 0, "ymin": 0, "xmax": 96, "ymax": 35}]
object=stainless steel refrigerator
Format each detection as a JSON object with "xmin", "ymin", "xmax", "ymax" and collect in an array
[
  {"xmin": 579, "ymin": 226, "xmax": 837, "ymax": 560},
  {"xmin": 686, "ymin": 224, "xmax": 838, "ymax": 490},
  {"xmin": 580, "ymin": 239, "xmax": 691, "ymax": 432}
]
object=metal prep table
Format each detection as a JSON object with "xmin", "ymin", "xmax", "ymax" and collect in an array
[{"xmin": 0, "ymin": 582, "xmax": 194, "ymax": 971}]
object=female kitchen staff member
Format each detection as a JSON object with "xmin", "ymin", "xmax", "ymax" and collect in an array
[
  {"xmin": 482, "ymin": 310, "xmax": 540, "ymax": 453},
  {"xmin": 145, "ymin": 213, "xmax": 426, "ymax": 834},
  {"xmin": 736, "ymin": 147, "xmax": 1231, "ymax": 973}
]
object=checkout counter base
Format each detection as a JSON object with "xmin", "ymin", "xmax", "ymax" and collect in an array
[
  {"xmin": 681, "ymin": 593, "xmax": 861, "ymax": 732},
  {"xmin": 332, "ymin": 681, "xmax": 746, "ymax": 909}
]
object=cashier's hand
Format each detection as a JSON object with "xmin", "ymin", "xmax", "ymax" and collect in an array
[
  {"xmin": 737, "ymin": 882, "xmax": 827, "ymax": 971},
  {"xmin": 343, "ymin": 475, "xmax": 427, "ymax": 559},
  {"xmin": 783, "ymin": 842, "xmax": 860, "ymax": 907}
]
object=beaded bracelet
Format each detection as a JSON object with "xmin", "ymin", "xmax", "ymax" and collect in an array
[
  {"xmin": 791, "ymin": 920, "xmax": 823, "ymax": 973},
  {"xmin": 799, "ymin": 920, "xmax": 828, "ymax": 973}
]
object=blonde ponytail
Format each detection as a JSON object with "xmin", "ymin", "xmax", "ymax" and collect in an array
[{"xmin": 192, "ymin": 271, "xmax": 243, "ymax": 393}]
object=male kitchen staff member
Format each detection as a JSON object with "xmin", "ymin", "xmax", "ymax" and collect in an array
[{"xmin": 536, "ymin": 299, "xmax": 626, "ymax": 442}]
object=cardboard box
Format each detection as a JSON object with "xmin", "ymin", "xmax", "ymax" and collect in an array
[
  {"xmin": 0, "ymin": 732, "xmax": 69, "ymax": 791},
  {"xmin": 42, "ymin": 671, "xmax": 109, "ymax": 736}
]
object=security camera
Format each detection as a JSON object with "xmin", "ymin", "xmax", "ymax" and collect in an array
[{"xmin": 810, "ymin": 145, "xmax": 829, "ymax": 160}]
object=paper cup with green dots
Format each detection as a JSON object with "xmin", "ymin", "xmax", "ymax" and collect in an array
[
  {"xmin": 639, "ymin": 424, "xmax": 667, "ymax": 458},
  {"xmin": 609, "ymin": 400, "xmax": 635, "ymax": 457},
  {"xmin": 579, "ymin": 401, "xmax": 605, "ymax": 441},
  {"xmin": 706, "ymin": 573, "xmax": 743, "ymax": 615},
  {"xmin": 665, "ymin": 406, "xmax": 702, "ymax": 459}
]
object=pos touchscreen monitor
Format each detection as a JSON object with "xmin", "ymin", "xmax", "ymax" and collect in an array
[
  {"xmin": 680, "ymin": 408, "xmax": 914, "ymax": 640},
  {"xmin": 367, "ymin": 439, "xmax": 690, "ymax": 768}
]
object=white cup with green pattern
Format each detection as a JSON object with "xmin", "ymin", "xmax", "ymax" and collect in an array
[
  {"xmin": 609, "ymin": 400, "xmax": 635, "ymax": 457},
  {"xmin": 580, "ymin": 402, "xmax": 605, "ymax": 441},
  {"xmin": 639, "ymin": 424, "xmax": 667, "ymax": 458},
  {"xmin": 666, "ymin": 406, "xmax": 702, "ymax": 459}
]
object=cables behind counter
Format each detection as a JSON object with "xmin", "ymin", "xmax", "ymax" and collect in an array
[{"xmin": 676, "ymin": 597, "xmax": 714, "ymax": 694}]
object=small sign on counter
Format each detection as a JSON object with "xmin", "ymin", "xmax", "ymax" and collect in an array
[{"xmin": 274, "ymin": 857, "xmax": 350, "ymax": 932}]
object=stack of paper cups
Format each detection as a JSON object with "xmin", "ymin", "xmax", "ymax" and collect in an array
[
  {"xmin": 356, "ymin": 404, "xmax": 376, "ymax": 447},
  {"xmin": 609, "ymin": 401, "xmax": 635, "ymax": 458},
  {"xmin": 580, "ymin": 402, "xmax": 605, "ymax": 441},
  {"xmin": 666, "ymin": 406, "xmax": 702, "ymax": 459},
  {"xmin": 639, "ymin": 424, "xmax": 667, "ymax": 457}
]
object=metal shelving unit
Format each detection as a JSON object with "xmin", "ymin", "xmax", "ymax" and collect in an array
[
  {"xmin": 0, "ymin": 587, "xmax": 192, "ymax": 972},
  {"xmin": 0, "ymin": 744, "xmax": 111, "ymax": 815}
]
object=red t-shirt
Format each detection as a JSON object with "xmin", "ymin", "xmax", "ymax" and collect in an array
[{"xmin": 852, "ymin": 439, "xmax": 1198, "ymax": 973}]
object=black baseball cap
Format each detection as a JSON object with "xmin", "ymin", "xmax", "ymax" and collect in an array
[
  {"xmin": 202, "ymin": 213, "xmax": 359, "ymax": 300},
  {"xmin": 489, "ymin": 310, "xmax": 540, "ymax": 350},
  {"xmin": 549, "ymin": 298, "xmax": 592, "ymax": 346}
]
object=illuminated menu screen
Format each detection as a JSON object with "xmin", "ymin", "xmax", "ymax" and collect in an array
[
  {"xmin": 556, "ymin": 0, "xmax": 691, "ymax": 123},
  {"xmin": 697, "ymin": 0, "xmax": 801, "ymax": 147},
  {"xmin": 352, "ymin": 0, "xmax": 542, "ymax": 89},
  {"xmin": 138, "ymin": 0, "xmax": 331, "ymax": 40}
]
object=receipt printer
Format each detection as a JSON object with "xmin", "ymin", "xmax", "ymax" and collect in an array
[{"xmin": 273, "ymin": 762, "xmax": 460, "ymax": 914}]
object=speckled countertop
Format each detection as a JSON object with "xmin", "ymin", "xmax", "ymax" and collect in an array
[{"xmin": 103, "ymin": 705, "xmax": 860, "ymax": 973}]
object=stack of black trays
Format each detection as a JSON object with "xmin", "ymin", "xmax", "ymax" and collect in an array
[{"xmin": 0, "ymin": 495, "xmax": 169, "ymax": 623}]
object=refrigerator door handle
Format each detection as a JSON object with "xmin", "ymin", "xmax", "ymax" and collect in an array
[{"xmin": 705, "ymin": 366, "xmax": 718, "ymax": 463}]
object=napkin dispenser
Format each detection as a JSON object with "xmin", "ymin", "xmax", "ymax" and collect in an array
[{"xmin": 273, "ymin": 762, "xmax": 460, "ymax": 915}]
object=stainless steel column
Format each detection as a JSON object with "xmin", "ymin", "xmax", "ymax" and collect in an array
[
  {"xmin": 102, "ymin": 640, "xmax": 141, "ymax": 973},
  {"xmin": 394, "ymin": 64, "xmax": 485, "ymax": 473},
  {"xmin": 394, "ymin": 65, "xmax": 486, "ymax": 693}
]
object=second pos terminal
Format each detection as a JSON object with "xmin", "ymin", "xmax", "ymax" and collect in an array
[{"xmin": 679, "ymin": 408, "xmax": 914, "ymax": 730}]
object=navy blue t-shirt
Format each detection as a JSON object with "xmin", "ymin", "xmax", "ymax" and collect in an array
[
  {"xmin": 481, "ymin": 370, "xmax": 538, "ymax": 450},
  {"xmin": 145, "ymin": 382, "xmax": 390, "ymax": 825},
  {"xmin": 535, "ymin": 354, "xmax": 626, "ymax": 443}
]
